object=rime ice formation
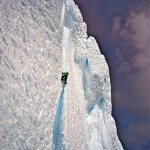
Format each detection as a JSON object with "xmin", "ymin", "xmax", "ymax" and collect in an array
[{"xmin": 0, "ymin": 0, "xmax": 123, "ymax": 150}]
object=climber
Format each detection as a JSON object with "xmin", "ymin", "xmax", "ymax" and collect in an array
[{"xmin": 61, "ymin": 72, "xmax": 69, "ymax": 84}]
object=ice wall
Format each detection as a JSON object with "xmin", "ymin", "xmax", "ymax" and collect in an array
[
  {"xmin": 0, "ymin": 0, "xmax": 123, "ymax": 150},
  {"xmin": 60, "ymin": 0, "xmax": 124, "ymax": 149},
  {"xmin": 0, "ymin": 0, "xmax": 63, "ymax": 149}
]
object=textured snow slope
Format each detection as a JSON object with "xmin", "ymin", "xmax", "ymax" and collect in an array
[{"xmin": 0, "ymin": 0, "xmax": 123, "ymax": 150}]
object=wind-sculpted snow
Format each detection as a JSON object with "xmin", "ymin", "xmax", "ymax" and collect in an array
[
  {"xmin": 0, "ymin": 0, "xmax": 63, "ymax": 149},
  {"xmin": 0, "ymin": 0, "xmax": 123, "ymax": 150}
]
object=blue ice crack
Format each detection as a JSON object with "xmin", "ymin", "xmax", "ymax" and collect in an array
[{"xmin": 53, "ymin": 84, "xmax": 65, "ymax": 150}]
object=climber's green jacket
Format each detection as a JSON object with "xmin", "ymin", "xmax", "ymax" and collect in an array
[
  {"xmin": 61, "ymin": 72, "xmax": 69, "ymax": 84},
  {"xmin": 62, "ymin": 72, "xmax": 69, "ymax": 76}
]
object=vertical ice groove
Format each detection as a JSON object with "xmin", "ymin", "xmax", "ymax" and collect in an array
[
  {"xmin": 53, "ymin": 0, "xmax": 73, "ymax": 149},
  {"xmin": 62, "ymin": 0, "xmax": 73, "ymax": 72},
  {"xmin": 62, "ymin": 27, "xmax": 70, "ymax": 72},
  {"xmin": 53, "ymin": 84, "xmax": 65, "ymax": 150},
  {"xmin": 61, "ymin": 3, "xmax": 65, "ymax": 24}
]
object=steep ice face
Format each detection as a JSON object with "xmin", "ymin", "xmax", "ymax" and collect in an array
[
  {"xmin": 62, "ymin": 1, "xmax": 124, "ymax": 149},
  {"xmin": 0, "ymin": 0, "xmax": 123, "ymax": 150},
  {"xmin": 0, "ymin": 0, "xmax": 63, "ymax": 149}
]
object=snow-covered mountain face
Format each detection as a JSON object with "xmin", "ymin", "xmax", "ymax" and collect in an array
[{"xmin": 0, "ymin": 0, "xmax": 123, "ymax": 150}]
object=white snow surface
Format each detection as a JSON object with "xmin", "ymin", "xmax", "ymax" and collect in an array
[{"xmin": 0, "ymin": 0, "xmax": 123, "ymax": 150}]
